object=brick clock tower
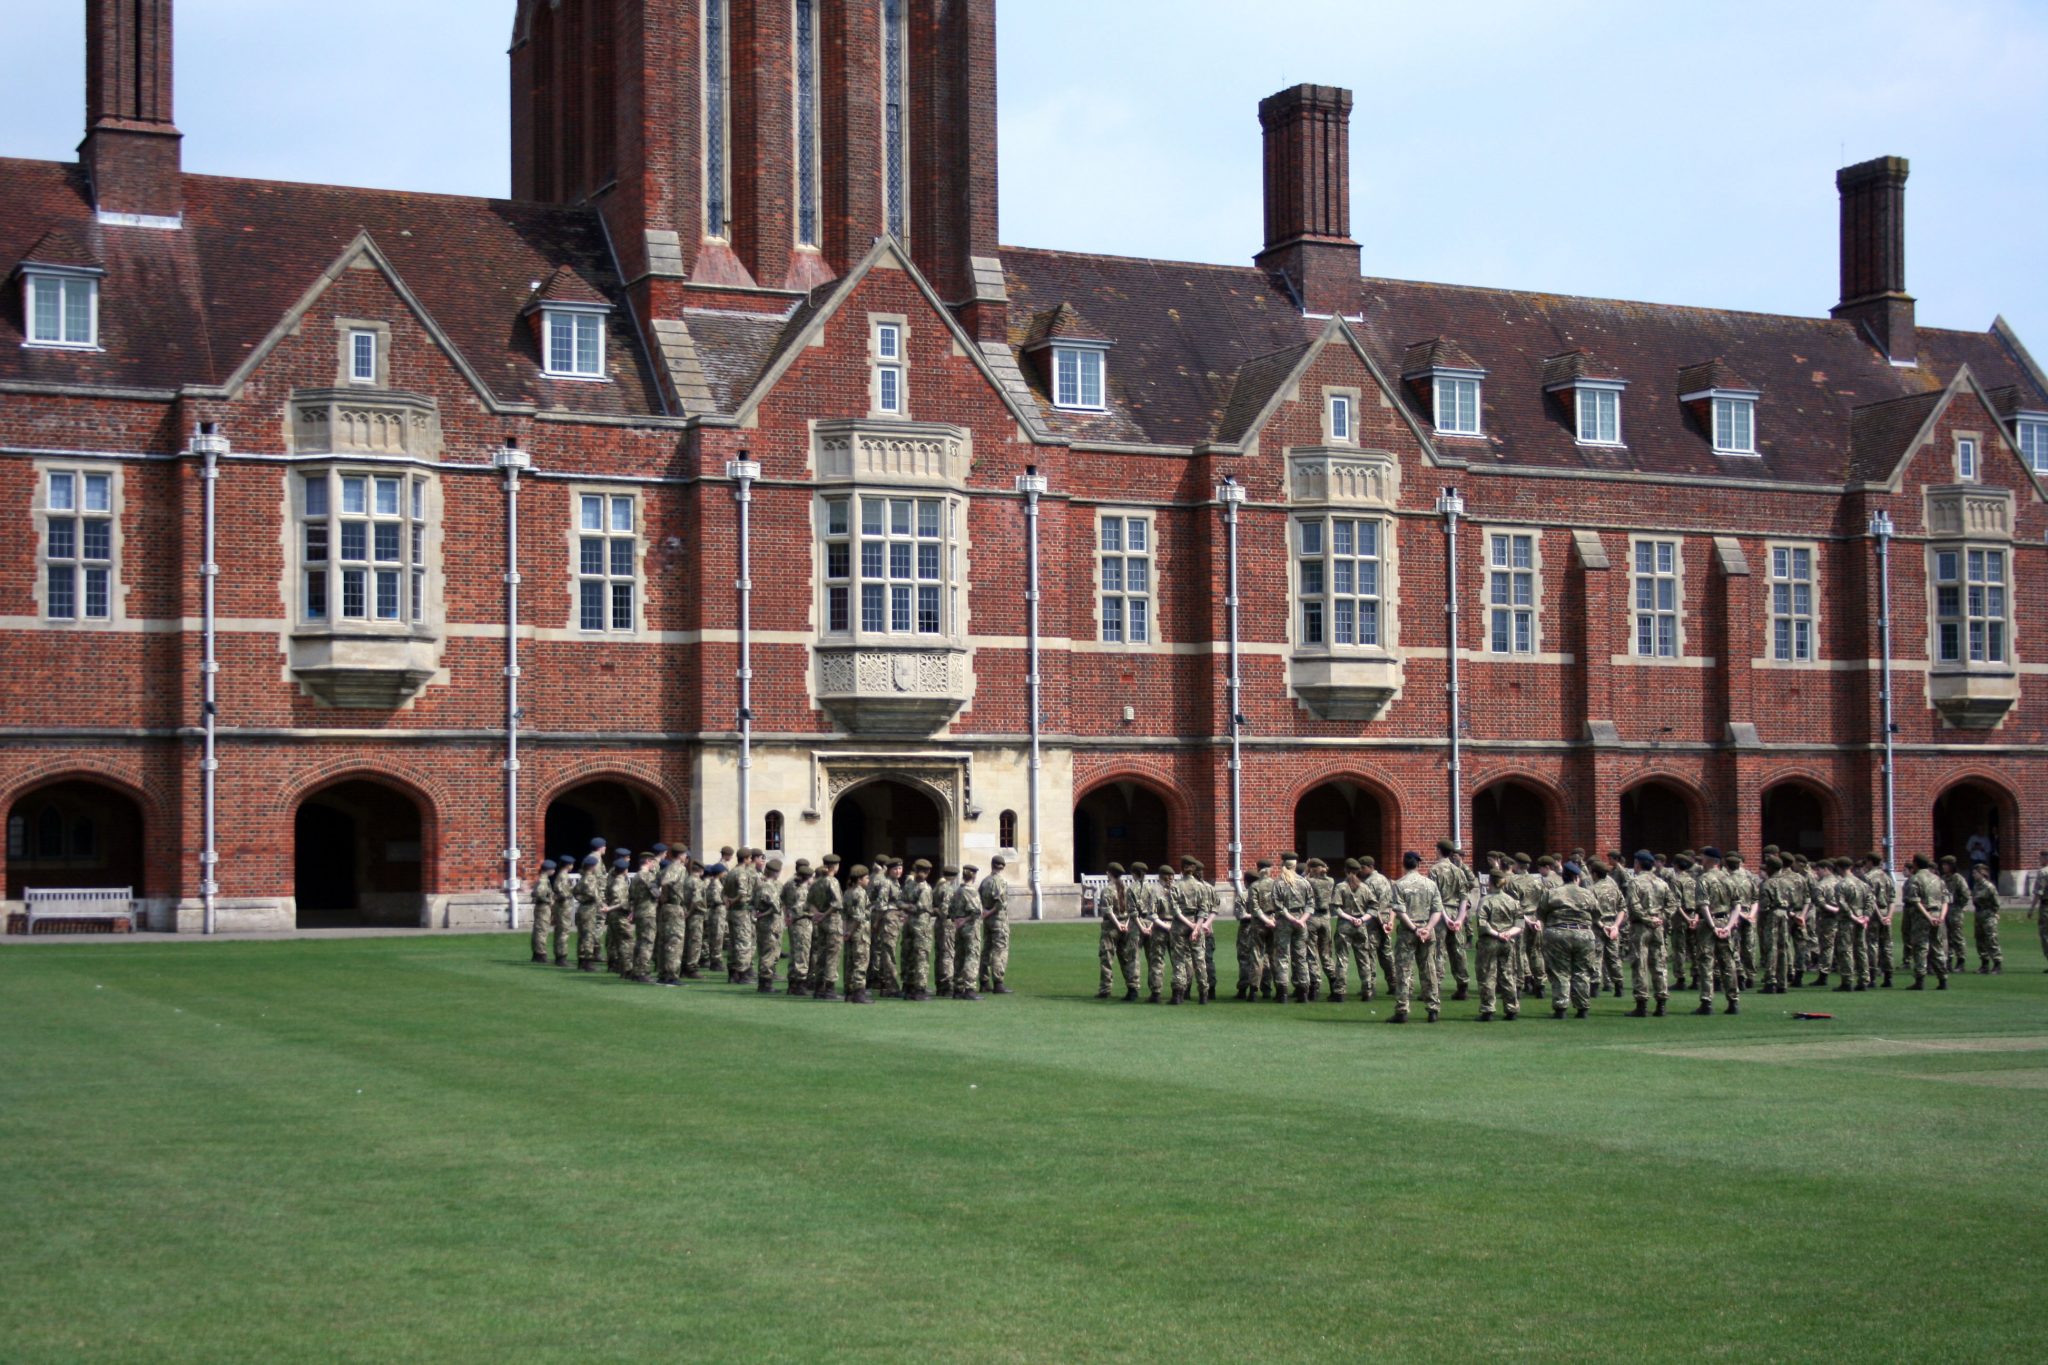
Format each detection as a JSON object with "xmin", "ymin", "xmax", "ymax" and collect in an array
[{"xmin": 511, "ymin": 0, "xmax": 1003, "ymax": 337}]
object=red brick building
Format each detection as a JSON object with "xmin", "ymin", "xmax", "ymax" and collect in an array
[{"xmin": 4, "ymin": 0, "xmax": 2045, "ymax": 929}]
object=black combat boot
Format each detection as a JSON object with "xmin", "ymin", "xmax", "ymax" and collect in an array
[
  {"xmin": 758, "ymin": 979, "xmax": 777, "ymax": 994},
  {"xmin": 957, "ymin": 988, "xmax": 981, "ymax": 1002},
  {"xmin": 992, "ymin": 983, "xmax": 1012, "ymax": 994},
  {"xmin": 813, "ymin": 987, "xmax": 839, "ymax": 1001},
  {"xmin": 1330, "ymin": 992, "xmax": 1345, "ymax": 1004},
  {"xmin": 1452, "ymin": 984, "xmax": 1469, "ymax": 1002},
  {"xmin": 1553, "ymin": 1006, "xmax": 1568, "ymax": 1020},
  {"xmin": 1834, "ymin": 981, "xmax": 1853, "ymax": 993},
  {"xmin": 1124, "ymin": 987, "xmax": 1140, "ymax": 1003},
  {"xmin": 1389, "ymin": 1009, "xmax": 1408, "ymax": 1024},
  {"xmin": 1095, "ymin": 987, "xmax": 1112, "ymax": 1000},
  {"xmin": 1148, "ymin": 991, "xmax": 1162, "ymax": 1004},
  {"xmin": 1168, "ymin": 987, "xmax": 1183, "ymax": 1006},
  {"xmin": 1629, "ymin": 1000, "xmax": 1648, "ymax": 1017},
  {"xmin": 1908, "ymin": 976, "xmax": 1924, "ymax": 990},
  {"xmin": 1693, "ymin": 1002, "xmax": 1713, "ymax": 1015},
  {"xmin": 1575, "ymin": 1006, "xmax": 1588, "ymax": 1019},
  {"xmin": 1936, "ymin": 976, "xmax": 1948, "ymax": 990},
  {"xmin": 1293, "ymin": 986, "xmax": 1309, "ymax": 1004},
  {"xmin": 1881, "ymin": 973, "xmax": 1892, "ymax": 987},
  {"xmin": 1725, "ymin": 1000, "xmax": 1739, "ymax": 1014},
  {"xmin": 1653, "ymin": 998, "xmax": 1667, "ymax": 1016},
  {"xmin": 1478, "ymin": 1010, "xmax": 1494, "ymax": 1022},
  {"xmin": 849, "ymin": 989, "xmax": 872, "ymax": 1004},
  {"xmin": 1426, "ymin": 1007, "xmax": 1440, "ymax": 1023},
  {"xmin": 1812, "ymin": 973, "xmax": 1828, "ymax": 988},
  {"xmin": 531, "ymin": 953, "xmax": 548, "ymax": 964},
  {"xmin": 553, "ymin": 956, "xmax": 567, "ymax": 967}
]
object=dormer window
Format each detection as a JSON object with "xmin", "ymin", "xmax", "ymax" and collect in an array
[
  {"xmin": 1576, "ymin": 386, "xmax": 1623, "ymax": 445},
  {"xmin": 1053, "ymin": 346, "xmax": 1106, "ymax": 411},
  {"xmin": 1712, "ymin": 396, "xmax": 1756, "ymax": 455},
  {"xmin": 2018, "ymin": 416, "xmax": 2048, "ymax": 474},
  {"xmin": 24, "ymin": 269, "xmax": 100, "ymax": 349},
  {"xmin": 1433, "ymin": 375, "xmax": 1483, "ymax": 436},
  {"xmin": 542, "ymin": 307, "xmax": 606, "ymax": 379}
]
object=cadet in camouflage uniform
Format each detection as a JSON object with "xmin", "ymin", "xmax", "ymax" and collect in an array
[
  {"xmin": 1829, "ymin": 856, "xmax": 1871, "ymax": 991},
  {"xmin": 1757, "ymin": 855, "xmax": 1801, "ymax": 994},
  {"xmin": 752, "ymin": 857, "xmax": 784, "ymax": 993},
  {"xmin": 781, "ymin": 860, "xmax": 815, "ymax": 995},
  {"xmin": 1171, "ymin": 857, "xmax": 1217, "ymax": 1005},
  {"xmin": 1858, "ymin": 854, "xmax": 1897, "ymax": 987},
  {"xmin": 932, "ymin": 864, "xmax": 957, "ymax": 997},
  {"xmin": 1588, "ymin": 860, "xmax": 1628, "ymax": 998},
  {"xmin": 899, "ymin": 859, "xmax": 937, "ymax": 1001},
  {"xmin": 1810, "ymin": 856, "xmax": 1845, "ymax": 988},
  {"xmin": 1474, "ymin": 854, "xmax": 1524, "ymax": 1021},
  {"xmin": 626, "ymin": 848, "xmax": 661, "ymax": 983},
  {"xmin": 1096, "ymin": 864, "xmax": 1140, "ymax": 1001},
  {"xmin": 1505, "ymin": 854, "xmax": 1545, "ymax": 996},
  {"xmin": 1332, "ymin": 858, "xmax": 1376, "ymax": 1002},
  {"xmin": 1130, "ymin": 863, "xmax": 1168, "ymax": 1003},
  {"xmin": 1537, "ymin": 861, "xmax": 1600, "ymax": 1018},
  {"xmin": 1665, "ymin": 854, "xmax": 1702, "ymax": 994},
  {"xmin": 656, "ymin": 847, "xmax": 692, "ymax": 987},
  {"xmin": 867, "ymin": 857, "xmax": 905, "ymax": 998},
  {"xmin": 1236, "ymin": 866, "xmax": 1269, "ymax": 999},
  {"xmin": 571, "ymin": 852, "xmax": 606, "ymax": 972},
  {"xmin": 1901, "ymin": 854, "xmax": 1950, "ymax": 989},
  {"xmin": 1304, "ymin": 857, "xmax": 1337, "ymax": 1000},
  {"xmin": 2035, "ymin": 851, "xmax": 2048, "ymax": 970},
  {"xmin": 836, "ymin": 864, "xmax": 874, "ymax": 1004},
  {"xmin": 977, "ymin": 856, "xmax": 1013, "ymax": 994},
  {"xmin": 1389, "ymin": 851, "xmax": 1446, "ymax": 1023},
  {"xmin": 529, "ymin": 858, "xmax": 563, "ymax": 965},
  {"xmin": 720, "ymin": 849, "xmax": 758, "ymax": 985},
  {"xmin": 806, "ymin": 855, "xmax": 845, "ymax": 998},
  {"xmin": 1692, "ymin": 852, "xmax": 1742, "ymax": 1015},
  {"xmin": 703, "ymin": 846, "xmax": 734, "ymax": 973},
  {"xmin": 1271, "ymin": 854, "xmax": 1313, "ymax": 1004},
  {"xmin": 1428, "ymin": 840, "xmax": 1476, "ymax": 1001},
  {"xmin": 1625, "ymin": 850, "xmax": 1672, "ymax": 1015},
  {"xmin": 602, "ymin": 852, "xmax": 633, "ymax": 973},
  {"xmin": 1970, "ymin": 862, "xmax": 2002, "ymax": 973},
  {"xmin": 1940, "ymin": 856, "xmax": 1970, "ymax": 974},
  {"xmin": 549, "ymin": 856, "xmax": 579, "ymax": 967},
  {"xmin": 1726, "ymin": 852, "xmax": 1759, "ymax": 992},
  {"xmin": 1247, "ymin": 861, "xmax": 1288, "ymax": 1002},
  {"xmin": 951, "ymin": 863, "xmax": 983, "ymax": 1001}
]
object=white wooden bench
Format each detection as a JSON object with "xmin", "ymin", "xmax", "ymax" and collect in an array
[
  {"xmin": 23, "ymin": 887, "xmax": 135, "ymax": 934},
  {"xmin": 1079, "ymin": 874, "xmax": 1110, "ymax": 916}
]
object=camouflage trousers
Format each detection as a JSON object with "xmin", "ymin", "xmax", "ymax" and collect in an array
[
  {"xmin": 1864, "ymin": 915, "xmax": 1895, "ymax": 981},
  {"xmin": 605, "ymin": 909, "xmax": 631, "ymax": 972},
  {"xmin": 1543, "ymin": 926, "xmax": 1598, "ymax": 1012},
  {"xmin": 725, "ymin": 902, "xmax": 757, "ymax": 978},
  {"xmin": 1434, "ymin": 922, "xmax": 1470, "ymax": 989},
  {"xmin": 1392, "ymin": 925, "xmax": 1441, "ymax": 1015},
  {"xmin": 1757, "ymin": 909, "xmax": 1793, "ymax": 991},
  {"xmin": 787, "ymin": 913, "xmax": 815, "ymax": 989},
  {"xmin": 1832, "ymin": 916, "xmax": 1871, "ymax": 986},
  {"xmin": 1169, "ymin": 927, "xmax": 1200, "ymax": 997},
  {"xmin": 870, "ymin": 910, "xmax": 904, "ymax": 994},
  {"xmin": 682, "ymin": 906, "xmax": 710, "ymax": 972},
  {"xmin": 831, "ymin": 913, "xmax": 871, "ymax": 995},
  {"xmin": 1476, "ymin": 935, "xmax": 1520, "ymax": 1015},
  {"xmin": 951, "ymin": 918, "xmax": 982, "ymax": 995},
  {"xmin": 1099, "ymin": 921, "xmax": 1141, "ymax": 994},
  {"xmin": 903, "ymin": 912, "xmax": 934, "ymax": 995},
  {"xmin": 1695, "ymin": 925, "xmax": 1741, "ymax": 1004},
  {"xmin": 1739, "ymin": 917, "xmax": 1760, "ymax": 981},
  {"xmin": 530, "ymin": 898, "xmax": 568, "ymax": 961},
  {"xmin": 1269, "ymin": 917, "xmax": 1309, "ymax": 995},
  {"xmin": 1946, "ymin": 908, "xmax": 1968, "ymax": 971},
  {"xmin": 574, "ymin": 900, "xmax": 604, "ymax": 967},
  {"xmin": 633, "ymin": 904, "xmax": 659, "ymax": 978},
  {"xmin": 1974, "ymin": 909, "xmax": 2001, "ymax": 970},
  {"xmin": 1237, "ymin": 917, "xmax": 1269, "ymax": 992},
  {"xmin": 806, "ymin": 915, "xmax": 835, "ymax": 992},
  {"xmin": 1140, "ymin": 925, "xmax": 1170, "ymax": 996},
  {"xmin": 979, "ymin": 915, "xmax": 1010, "ymax": 990},
  {"xmin": 657, "ymin": 903, "xmax": 688, "ymax": 980},
  {"xmin": 1816, "ymin": 912, "xmax": 1846, "ymax": 978},
  {"xmin": 933, "ymin": 909, "xmax": 954, "ymax": 992},
  {"xmin": 1905, "ymin": 912, "xmax": 1949, "ymax": 981},
  {"xmin": 2039, "ymin": 906, "xmax": 2048, "ymax": 963},
  {"xmin": 704, "ymin": 899, "xmax": 725, "ymax": 969},
  {"xmin": 1599, "ymin": 926, "xmax": 1626, "ymax": 991},
  {"xmin": 1334, "ymin": 917, "xmax": 1376, "ymax": 998},
  {"xmin": 754, "ymin": 911, "xmax": 783, "ymax": 986},
  {"xmin": 1305, "ymin": 914, "xmax": 1333, "ymax": 994},
  {"xmin": 1630, "ymin": 921, "xmax": 1669, "ymax": 1002},
  {"xmin": 1522, "ymin": 923, "xmax": 1548, "ymax": 989}
]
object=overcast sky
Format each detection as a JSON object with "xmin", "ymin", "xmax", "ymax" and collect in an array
[{"xmin": 3, "ymin": 1, "xmax": 2043, "ymax": 347}]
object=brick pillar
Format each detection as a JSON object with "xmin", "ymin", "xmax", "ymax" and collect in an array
[{"xmin": 81, "ymin": 0, "xmax": 182, "ymax": 221}]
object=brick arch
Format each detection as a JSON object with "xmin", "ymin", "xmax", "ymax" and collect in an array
[
  {"xmin": 1467, "ymin": 768, "xmax": 1572, "ymax": 846},
  {"xmin": 1758, "ymin": 770, "xmax": 1845, "ymax": 858},
  {"xmin": 1616, "ymin": 772, "xmax": 1712, "ymax": 855},
  {"xmin": 1, "ymin": 762, "xmax": 162, "ymax": 825},
  {"xmin": 1929, "ymin": 769, "xmax": 2021, "ymax": 869},
  {"xmin": 2, "ymin": 766, "xmax": 158, "ymax": 899},
  {"xmin": 532, "ymin": 765, "xmax": 687, "ymax": 836},
  {"xmin": 277, "ymin": 764, "xmax": 445, "ymax": 896},
  {"xmin": 1279, "ymin": 764, "xmax": 1405, "ymax": 866},
  {"xmin": 1073, "ymin": 762, "xmax": 1198, "ymax": 845}
]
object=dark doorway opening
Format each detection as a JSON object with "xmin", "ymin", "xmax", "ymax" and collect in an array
[
  {"xmin": 1072, "ymin": 781, "xmax": 1172, "ymax": 878},
  {"xmin": 1620, "ymin": 782, "xmax": 1693, "ymax": 860},
  {"xmin": 294, "ymin": 779, "xmax": 425, "ymax": 928},
  {"xmin": 1293, "ymin": 781, "xmax": 1385, "ymax": 868},
  {"xmin": 1472, "ymin": 782, "xmax": 1550, "ymax": 860},
  {"xmin": 1761, "ymin": 784, "xmax": 1829, "ymax": 862},
  {"xmin": 832, "ymin": 779, "xmax": 945, "ymax": 869},
  {"xmin": 4, "ymin": 779, "xmax": 144, "ymax": 899},
  {"xmin": 1933, "ymin": 781, "xmax": 2012, "ymax": 881},
  {"xmin": 543, "ymin": 781, "xmax": 665, "ymax": 864}
]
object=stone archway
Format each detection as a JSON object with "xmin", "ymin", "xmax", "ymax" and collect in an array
[
  {"xmin": 542, "ymin": 779, "xmax": 665, "ymax": 865},
  {"xmin": 831, "ymin": 778, "xmax": 947, "ymax": 869},
  {"xmin": 5, "ymin": 778, "xmax": 145, "ymax": 900},
  {"xmin": 1472, "ymin": 780, "xmax": 1551, "ymax": 860},
  {"xmin": 1292, "ymin": 780, "xmax": 1386, "ymax": 869},
  {"xmin": 1761, "ymin": 782, "xmax": 1831, "ymax": 862},
  {"xmin": 1073, "ymin": 780, "xmax": 1174, "ymax": 878},
  {"xmin": 1933, "ymin": 778, "xmax": 2017, "ymax": 881},
  {"xmin": 294, "ymin": 778, "xmax": 426, "ymax": 928},
  {"xmin": 1620, "ymin": 780, "xmax": 1695, "ymax": 859}
]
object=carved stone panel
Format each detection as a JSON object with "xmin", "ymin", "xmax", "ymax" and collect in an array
[
  {"xmin": 1290, "ymin": 653, "xmax": 1403, "ymax": 721},
  {"xmin": 815, "ymin": 419, "xmax": 970, "ymax": 489},
  {"xmin": 1289, "ymin": 448, "xmax": 1400, "ymax": 510},
  {"xmin": 815, "ymin": 645, "xmax": 971, "ymax": 734},
  {"xmin": 1924, "ymin": 485, "xmax": 2013, "ymax": 541},
  {"xmin": 290, "ymin": 388, "xmax": 444, "ymax": 460}
]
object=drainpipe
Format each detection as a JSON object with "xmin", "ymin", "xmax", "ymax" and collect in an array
[
  {"xmin": 1017, "ymin": 466, "xmax": 1049, "ymax": 921},
  {"xmin": 727, "ymin": 453, "xmax": 762, "ymax": 850},
  {"xmin": 1437, "ymin": 486, "xmax": 1466, "ymax": 849},
  {"xmin": 1219, "ymin": 477, "xmax": 1247, "ymax": 893},
  {"xmin": 192, "ymin": 422, "xmax": 229, "ymax": 935},
  {"xmin": 494, "ymin": 438, "xmax": 531, "ymax": 931},
  {"xmin": 1871, "ymin": 509, "xmax": 1897, "ymax": 878}
]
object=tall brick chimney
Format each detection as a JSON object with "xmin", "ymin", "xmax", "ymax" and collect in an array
[
  {"xmin": 1831, "ymin": 156, "xmax": 1915, "ymax": 366},
  {"xmin": 1254, "ymin": 84, "xmax": 1360, "ymax": 316},
  {"xmin": 81, "ymin": 0, "xmax": 183, "ymax": 224},
  {"xmin": 910, "ymin": 0, "xmax": 1003, "ymax": 338}
]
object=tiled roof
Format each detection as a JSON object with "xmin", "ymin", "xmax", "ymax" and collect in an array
[
  {"xmin": 1541, "ymin": 348, "xmax": 1626, "ymax": 389},
  {"xmin": 18, "ymin": 227, "xmax": 100, "ymax": 270},
  {"xmin": 0, "ymin": 158, "xmax": 662, "ymax": 415},
  {"xmin": 1847, "ymin": 389, "xmax": 1944, "ymax": 485},
  {"xmin": 1401, "ymin": 336, "xmax": 1485, "ymax": 377},
  {"xmin": 1023, "ymin": 301, "xmax": 1114, "ymax": 349},
  {"xmin": 1676, "ymin": 358, "xmax": 1760, "ymax": 396},
  {"xmin": 528, "ymin": 263, "xmax": 609, "ymax": 309}
]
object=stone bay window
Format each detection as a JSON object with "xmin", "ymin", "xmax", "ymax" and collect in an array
[{"xmin": 1285, "ymin": 444, "xmax": 1402, "ymax": 720}]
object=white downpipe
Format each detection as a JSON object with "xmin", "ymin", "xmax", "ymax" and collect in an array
[
  {"xmin": 1219, "ymin": 478, "xmax": 1247, "ymax": 893},
  {"xmin": 728, "ymin": 455, "xmax": 762, "ymax": 850},
  {"xmin": 495, "ymin": 439, "xmax": 532, "ymax": 931},
  {"xmin": 1018, "ymin": 467, "xmax": 1048, "ymax": 921},
  {"xmin": 1438, "ymin": 487, "xmax": 1466, "ymax": 848},
  {"xmin": 1872, "ymin": 510, "xmax": 1897, "ymax": 878},
  {"xmin": 193, "ymin": 422, "xmax": 228, "ymax": 935}
]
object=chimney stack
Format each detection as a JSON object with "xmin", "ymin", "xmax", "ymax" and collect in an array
[
  {"xmin": 1831, "ymin": 155, "xmax": 1914, "ymax": 366},
  {"xmin": 1254, "ymin": 84, "xmax": 1360, "ymax": 316},
  {"xmin": 81, "ymin": 0, "xmax": 183, "ymax": 224}
]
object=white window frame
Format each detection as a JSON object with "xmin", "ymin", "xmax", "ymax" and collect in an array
[
  {"xmin": 541, "ymin": 306, "xmax": 608, "ymax": 380},
  {"xmin": 1574, "ymin": 383, "xmax": 1624, "ymax": 446},
  {"xmin": 2018, "ymin": 416, "xmax": 2048, "ymax": 475},
  {"xmin": 1052, "ymin": 346, "xmax": 1107, "ymax": 412},
  {"xmin": 1295, "ymin": 514, "xmax": 1387, "ymax": 650},
  {"xmin": 1955, "ymin": 434, "xmax": 1980, "ymax": 483},
  {"xmin": 820, "ymin": 491, "xmax": 962, "ymax": 642},
  {"xmin": 348, "ymin": 329, "xmax": 379, "ymax": 385},
  {"xmin": 23, "ymin": 269, "xmax": 100, "ymax": 350},
  {"xmin": 1432, "ymin": 374, "xmax": 1483, "ymax": 436},
  {"xmin": 1711, "ymin": 395, "xmax": 1757, "ymax": 455},
  {"xmin": 38, "ymin": 467, "xmax": 118, "ymax": 625},
  {"xmin": 574, "ymin": 490, "xmax": 642, "ymax": 634},
  {"xmin": 296, "ymin": 468, "xmax": 433, "ymax": 629},
  {"xmin": 1326, "ymin": 390, "xmax": 1356, "ymax": 445},
  {"xmin": 1932, "ymin": 545, "xmax": 2008, "ymax": 667},
  {"xmin": 871, "ymin": 316, "xmax": 908, "ymax": 417},
  {"xmin": 1767, "ymin": 542, "xmax": 1817, "ymax": 663},
  {"xmin": 1485, "ymin": 530, "xmax": 1537, "ymax": 655},
  {"xmin": 1097, "ymin": 511, "xmax": 1155, "ymax": 645},
  {"xmin": 1631, "ymin": 537, "xmax": 1682, "ymax": 659}
]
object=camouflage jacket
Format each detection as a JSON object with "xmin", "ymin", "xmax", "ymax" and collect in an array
[
  {"xmin": 1539, "ymin": 882, "xmax": 1600, "ymax": 929},
  {"xmin": 1391, "ymin": 871, "xmax": 1445, "ymax": 931}
]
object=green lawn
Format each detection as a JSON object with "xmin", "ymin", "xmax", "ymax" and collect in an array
[{"xmin": 5, "ymin": 921, "xmax": 2047, "ymax": 1364}]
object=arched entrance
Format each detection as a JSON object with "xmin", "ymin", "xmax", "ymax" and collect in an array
[
  {"xmin": 5, "ymin": 779, "xmax": 144, "ymax": 899},
  {"xmin": 1933, "ymin": 779, "xmax": 2015, "ymax": 880},
  {"xmin": 1293, "ymin": 781, "xmax": 1385, "ymax": 868},
  {"xmin": 294, "ymin": 778, "xmax": 426, "ymax": 928},
  {"xmin": 832, "ymin": 778, "xmax": 945, "ymax": 867},
  {"xmin": 543, "ymin": 779, "xmax": 664, "ymax": 862},
  {"xmin": 1072, "ymin": 780, "xmax": 1172, "ymax": 878},
  {"xmin": 1620, "ymin": 781, "xmax": 1694, "ymax": 859},
  {"xmin": 1472, "ymin": 781, "xmax": 1549, "ymax": 859},
  {"xmin": 1761, "ymin": 783, "xmax": 1829, "ymax": 861}
]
